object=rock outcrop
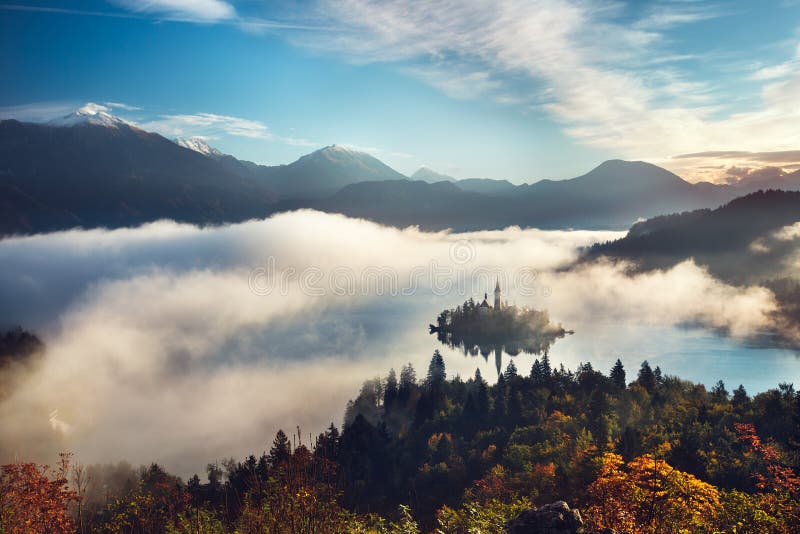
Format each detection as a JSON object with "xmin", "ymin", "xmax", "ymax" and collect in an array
[{"xmin": 505, "ymin": 501, "xmax": 615, "ymax": 534}]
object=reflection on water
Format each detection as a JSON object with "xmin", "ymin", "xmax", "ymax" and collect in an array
[
  {"xmin": 333, "ymin": 293, "xmax": 800, "ymax": 395},
  {"xmin": 428, "ymin": 291, "xmax": 572, "ymax": 374}
]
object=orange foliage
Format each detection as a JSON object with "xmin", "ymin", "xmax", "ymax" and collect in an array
[
  {"xmin": 585, "ymin": 452, "xmax": 720, "ymax": 534},
  {"xmin": 470, "ymin": 465, "xmax": 514, "ymax": 503},
  {"xmin": 0, "ymin": 453, "xmax": 79, "ymax": 534},
  {"xmin": 735, "ymin": 423, "xmax": 800, "ymax": 496},
  {"xmin": 528, "ymin": 462, "xmax": 557, "ymax": 499},
  {"xmin": 734, "ymin": 423, "xmax": 800, "ymax": 530}
]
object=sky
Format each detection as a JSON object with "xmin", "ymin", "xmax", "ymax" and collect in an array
[{"xmin": 1, "ymin": 0, "xmax": 799, "ymax": 183}]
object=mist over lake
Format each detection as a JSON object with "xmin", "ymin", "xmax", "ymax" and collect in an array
[{"xmin": 0, "ymin": 210, "xmax": 794, "ymax": 477}]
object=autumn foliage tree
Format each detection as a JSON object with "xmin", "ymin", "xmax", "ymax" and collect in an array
[
  {"xmin": 585, "ymin": 452, "xmax": 720, "ymax": 533},
  {"xmin": 732, "ymin": 422, "xmax": 800, "ymax": 530},
  {"xmin": 0, "ymin": 453, "xmax": 79, "ymax": 534}
]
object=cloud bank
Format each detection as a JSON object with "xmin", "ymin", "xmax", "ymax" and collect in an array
[{"xmin": 0, "ymin": 211, "xmax": 781, "ymax": 475}]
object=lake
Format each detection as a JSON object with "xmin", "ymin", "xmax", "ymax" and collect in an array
[{"xmin": 0, "ymin": 210, "xmax": 797, "ymax": 476}]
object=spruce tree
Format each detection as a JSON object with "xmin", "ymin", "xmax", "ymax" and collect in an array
[
  {"xmin": 504, "ymin": 360, "xmax": 518, "ymax": 381},
  {"xmin": 531, "ymin": 359, "xmax": 546, "ymax": 385},
  {"xmin": 637, "ymin": 361, "xmax": 657, "ymax": 393},
  {"xmin": 712, "ymin": 380, "xmax": 729, "ymax": 401},
  {"xmin": 610, "ymin": 359, "xmax": 626, "ymax": 389},
  {"xmin": 732, "ymin": 384, "xmax": 749, "ymax": 406},
  {"xmin": 474, "ymin": 368, "xmax": 490, "ymax": 417},
  {"xmin": 398, "ymin": 363, "xmax": 416, "ymax": 404},
  {"xmin": 384, "ymin": 368, "xmax": 398, "ymax": 409},
  {"xmin": 268, "ymin": 429, "xmax": 291, "ymax": 469},
  {"xmin": 426, "ymin": 350, "xmax": 446, "ymax": 388},
  {"xmin": 541, "ymin": 352, "xmax": 552, "ymax": 378}
]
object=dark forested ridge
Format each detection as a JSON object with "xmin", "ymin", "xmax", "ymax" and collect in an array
[
  {"xmin": 5, "ymin": 352, "xmax": 798, "ymax": 533},
  {"xmin": 5, "ymin": 115, "xmax": 799, "ymax": 236},
  {"xmin": 585, "ymin": 189, "xmax": 800, "ymax": 348},
  {"xmin": 0, "ymin": 327, "xmax": 43, "ymax": 400},
  {"xmin": 0, "ymin": 327, "xmax": 43, "ymax": 362},
  {"xmin": 587, "ymin": 189, "xmax": 800, "ymax": 269}
]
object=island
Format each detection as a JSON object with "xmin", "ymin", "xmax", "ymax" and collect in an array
[{"xmin": 430, "ymin": 281, "xmax": 572, "ymax": 374}]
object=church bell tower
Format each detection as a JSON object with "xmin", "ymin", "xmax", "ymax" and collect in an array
[{"xmin": 494, "ymin": 279, "xmax": 502, "ymax": 309}]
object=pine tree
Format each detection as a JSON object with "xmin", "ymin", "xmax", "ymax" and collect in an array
[
  {"xmin": 503, "ymin": 360, "xmax": 518, "ymax": 381},
  {"xmin": 541, "ymin": 352, "xmax": 552, "ymax": 378},
  {"xmin": 492, "ymin": 382, "xmax": 506, "ymax": 420},
  {"xmin": 398, "ymin": 363, "xmax": 416, "ymax": 404},
  {"xmin": 531, "ymin": 358, "xmax": 546, "ymax": 385},
  {"xmin": 610, "ymin": 359, "xmax": 626, "ymax": 390},
  {"xmin": 712, "ymin": 380, "xmax": 729, "ymax": 401},
  {"xmin": 474, "ymin": 368, "xmax": 489, "ymax": 417},
  {"xmin": 732, "ymin": 384, "xmax": 749, "ymax": 406},
  {"xmin": 426, "ymin": 350, "xmax": 446, "ymax": 388},
  {"xmin": 637, "ymin": 361, "xmax": 657, "ymax": 393},
  {"xmin": 315, "ymin": 423, "xmax": 340, "ymax": 460},
  {"xmin": 268, "ymin": 429, "xmax": 291, "ymax": 469},
  {"xmin": 384, "ymin": 368, "xmax": 398, "ymax": 410},
  {"xmin": 400, "ymin": 363, "xmax": 416, "ymax": 388}
]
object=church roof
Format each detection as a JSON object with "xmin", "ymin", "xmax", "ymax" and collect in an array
[{"xmin": 480, "ymin": 298, "xmax": 490, "ymax": 307}]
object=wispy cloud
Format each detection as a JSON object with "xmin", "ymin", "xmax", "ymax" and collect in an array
[
  {"xmin": 0, "ymin": 101, "xmax": 76, "ymax": 122},
  {"xmin": 675, "ymin": 150, "xmax": 800, "ymax": 163},
  {"xmin": 140, "ymin": 112, "xmax": 317, "ymax": 147},
  {"xmin": 633, "ymin": 2, "xmax": 727, "ymax": 30},
  {"xmin": 749, "ymin": 43, "xmax": 800, "ymax": 80},
  {"xmin": 404, "ymin": 66, "xmax": 502, "ymax": 100},
  {"xmin": 110, "ymin": 0, "xmax": 236, "ymax": 22},
  {"xmin": 666, "ymin": 149, "xmax": 800, "ymax": 183},
  {"xmin": 296, "ymin": 0, "xmax": 800, "ymax": 176},
  {"xmin": 0, "ymin": 4, "xmax": 141, "ymax": 20},
  {"xmin": 0, "ymin": 2, "xmax": 325, "ymax": 31},
  {"xmin": 104, "ymin": 101, "xmax": 142, "ymax": 111}
]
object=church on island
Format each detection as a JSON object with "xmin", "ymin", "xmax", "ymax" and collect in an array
[{"xmin": 478, "ymin": 280, "xmax": 504, "ymax": 315}]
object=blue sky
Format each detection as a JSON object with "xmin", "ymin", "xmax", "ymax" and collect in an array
[{"xmin": 1, "ymin": 0, "xmax": 799, "ymax": 183}]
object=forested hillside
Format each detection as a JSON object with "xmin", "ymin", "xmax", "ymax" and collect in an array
[{"xmin": 3, "ymin": 352, "xmax": 798, "ymax": 533}]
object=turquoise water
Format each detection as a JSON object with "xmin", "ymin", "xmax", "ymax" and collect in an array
[{"xmin": 340, "ymin": 297, "xmax": 800, "ymax": 396}]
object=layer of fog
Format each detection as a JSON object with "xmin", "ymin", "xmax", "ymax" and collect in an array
[{"xmin": 0, "ymin": 210, "xmax": 784, "ymax": 476}]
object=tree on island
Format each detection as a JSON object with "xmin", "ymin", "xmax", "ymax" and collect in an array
[{"xmin": 430, "ymin": 296, "xmax": 571, "ymax": 362}]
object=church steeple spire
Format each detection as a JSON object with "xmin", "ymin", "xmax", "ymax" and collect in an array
[{"xmin": 494, "ymin": 279, "xmax": 501, "ymax": 309}]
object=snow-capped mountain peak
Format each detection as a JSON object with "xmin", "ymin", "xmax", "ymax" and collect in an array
[
  {"xmin": 173, "ymin": 136, "xmax": 224, "ymax": 158},
  {"xmin": 49, "ymin": 103, "xmax": 133, "ymax": 128}
]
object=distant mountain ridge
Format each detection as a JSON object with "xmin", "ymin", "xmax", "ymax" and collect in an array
[
  {"xmin": 2, "ymin": 104, "xmax": 800, "ymax": 236},
  {"xmin": 259, "ymin": 144, "xmax": 407, "ymax": 198},
  {"xmin": 0, "ymin": 117, "xmax": 277, "ymax": 233},
  {"xmin": 312, "ymin": 160, "xmax": 742, "ymax": 231}
]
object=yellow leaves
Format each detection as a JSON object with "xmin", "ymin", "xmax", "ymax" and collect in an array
[
  {"xmin": 481, "ymin": 444, "xmax": 498, "ymax": 463},
  {"xmin": 586, "ymin": 452, "xmax": 720, "ymax": 534}
]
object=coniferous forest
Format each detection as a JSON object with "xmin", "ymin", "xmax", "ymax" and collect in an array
[{"xmin": 3, "ymin": 351, "xmax": 798, "ymax": 533}]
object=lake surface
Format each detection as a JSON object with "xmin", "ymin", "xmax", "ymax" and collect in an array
[
  {"xmin": 306, "ymin": 293, "xmax": 800, "ymax": 396},
  {"xmin": 1, "ymin": 212, "xmax": 797, "ymax": 476}
]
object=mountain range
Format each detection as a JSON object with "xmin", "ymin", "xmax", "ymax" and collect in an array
[{"xmin": 1, "ymin": 105, "xmax": 798, "ymax": 235}]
